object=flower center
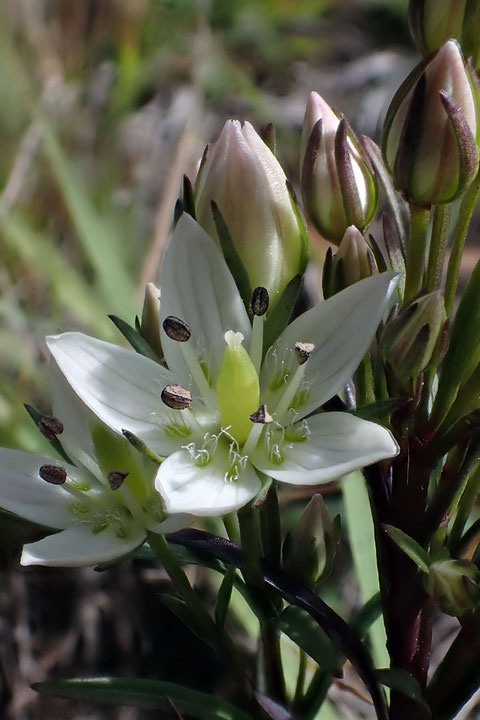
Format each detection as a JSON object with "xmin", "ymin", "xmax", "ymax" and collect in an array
[{"xmin": 216, "ymin": 331, "xmax": 260, "ymax": 445}]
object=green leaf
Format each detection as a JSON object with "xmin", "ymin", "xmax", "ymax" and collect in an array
[
  {"xmin": 350, "ymin": 593, "xmax": 382, "ymax": 638},
  {"xmin": 33, "ymin": 677, "xmax": 253, "ymax": 720},
  {"xmin": 383, "ymin": 525, "xmax": 430, "ymax": 574},
  {"xmin": 108, "ymin": 315, "xmax": 163, "ymax": 363},
  {"xmin": 376, "ymin": 668, "xmax": 422, "ymax": 701},
  {"xmin": 159, "ymin": 595, "xmax": 213, "ymax": 647},
  {"xmin": 211, "ymin": 201, "xmax": 252, "ymax": 310},
  {"xmin": 215, "ymin": 565, "xmax": 236, "ymax": 633},
  {"xmin": 276, "ymin": 606, "xmax": 342, "ymax": 675},
  {"xmin": 351, "ymin": 398, "xmax": 407, "ymax": 422},
  {"xmin": 263, "ymin": 274, "xmax": 302, "ymax": 352},
  {"xmin": 343, "ymin": 472, "xmax": 389, "ymax": 672}
]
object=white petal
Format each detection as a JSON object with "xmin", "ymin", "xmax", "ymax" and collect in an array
[
  {"xmin": 47, "ymin": 332, "xmax": 210, "ymax": 456},
  {"xmin": 156, "ymin": 446, "xmax": 261, "ymax": 516},
  {"xmin": 251, "ymin": 412, "xmax": 398, "ymax": 485},
  {"xmin": 262, "ymin": 273, "xmax": 398, "ymax": 420},
  {"xmin": 20, "ymin": 524, "xmax": 146, "ymax": 567},
  {"xmin": 50, "ymin": 361, "xmax": 96, "ymax": 462},
  {"xmin": 160, "ymin": 215, "xmax": 251, "ymax": 387},
  {"xmin": 0, "ymin": 448, "xmax": 75, "ymax": 529}
]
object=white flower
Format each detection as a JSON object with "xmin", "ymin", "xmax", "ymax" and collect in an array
[
  {"xmin": 0, "ymin": 372, "xmax": 187, "ymax": 566},
  {"xmin": 47, "ymin": 215, "xmax": 399, "ymax": 518}
]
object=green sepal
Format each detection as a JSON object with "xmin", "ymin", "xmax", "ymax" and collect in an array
[
  {"xmin": 263, "ymin": 274, "xmax": 302, "ymax": 352},
  {"xmin": 383, "ymin": 524, "xmax": 431, "ymax": 573},
  {"xmin": 24, "ymin": 404, "xmax": 72, "ymax": 464},
  {"xmin": 276, "ymin": 606, "xmax": 342, "ymax": 675},
  {"xmin": 33, "ymin": 677, "xmax": 253, "ymax": 720},
  {"xmin": 286, "ymin": 179, "xmax": 310, "ymax": 275},
  {"xmin": 108, "ymin": 314, "xmax": 163, "ymax": 363},
  {"xmin": 382, "ymin": 213, "xmax": 405, "ymax": 301},
  {"xmin": 215, "ymin": 565, "xmax": 236, "ymax": 633},
  {"xmin": 211, "ymin": 201, "xmax": 252, "ymax": 311}
]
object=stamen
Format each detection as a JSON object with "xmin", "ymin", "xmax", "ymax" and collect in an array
[
  {"xmin": 249, "ymin": 404, "xmax": 273, "ymax": 424},
  {"xmin": 294, "ymin": 342, "xmax": 315, "ymax": 365},
  {"xmin": 108, "ymin": 470, "xmax": 129, "ymax": 491},
  {"xmin": 39, "ymin": 464, "xmax": 67, "ymax": 485},
  {"xmin": 250, "ymin": 286, "xmax": 269, "ymax": 316},
  {"xmin": 243, "ymin": 405, "xmax": 272, "ymax": 455},
  {"xmin": 180, "ymin": 342, "xmax": 216, "ymax": 407},
  {"xmin": 161, "ymin": 384, "xmax": 192, "ymax": 410},
  {"xmin": 163, "ymin": 315, "xmax": 191, "ymax": 342},
  {"xmin": 38, "ymin": 415, "xmax": 64, "ymax": 440}
]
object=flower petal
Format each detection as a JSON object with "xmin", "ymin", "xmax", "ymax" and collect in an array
[
  {"xmin": 47, "ymin": 332, "xmax": 211, "ymax": 456},
  {"xmin": 160, "ymin": 214, "xmax": 251, "ymax": 387},
  {"xmin": 0, "ymin": 448, "xmax": 75, "ymax": 529},
  {"xmin": 262, "ymin": 273, "xmax": 398, "ymax": 420},
  {"xmin": 50, "ymin": 361, "xmax": 96, "ymax": 462},
  {"xmin": 156, "ymin": 446, "xmax": 261, "ymax": 516},
  {"xmin": 251, "ymin": 412, "xmax": 398, "ymax": 485},
  {"xmin": 20, "ymin": 524, "xmax": 146, "ymax": 567}
]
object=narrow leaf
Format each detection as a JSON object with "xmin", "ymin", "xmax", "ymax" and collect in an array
[
  {"xmin": 383, "ymin": 525, "xmax": 430, "ymax": 573},
  {"xmin": 24, "ymin": 405, "xmax": 72, "ymax": 464},
  {"xmin": 33, "ymin": 677, "xmax": 253, "ymax": 720},
  {"xmin": 263, "ymin": 275, "xmax": 302, "ymax": 352},
  {"xmin": 277, "ymin": 606, "xmax": 342, "ymax": 674},
  {"xmin": 215, "ymin": 565, "xmax": 236, "ymax": 632},
  {"xmin": 160, "ymin": 595, "xmax": 213, "ymax": 647},
  {"xmin": 108, "ymin": 315, "xmax": 162, "ymax": 363}
]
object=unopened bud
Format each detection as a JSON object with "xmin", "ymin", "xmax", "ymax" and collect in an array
[
  {"xmin": 250, "ymin": 286, "xmax": 270, "ymax": 317},
  {"xmin": 161, "ymin": 384, "xmax": 192, "ymax": 410},
  {"xmin": 382, "ymin": 292, "xmax": 446, "ymax": 380},
  {"xmin": 195, "ymin": 120, "xmax": 309, "ymax": 307},
  {"xmin": 140, "ymin": 283, "xmax": 163, "ymax": 358},
  {"xmin": 38, "ymin": 415, "xmax": 64, "ymax": 441},
  {"xmin": 383, "ymin": 40, "xmax": 480, "ymax": 205},
  {"xmin": 162, "ymin": 315, "xmax": 191, "ymax": 342},
  {"xmin": 107, "ymin": 470, "xmax": 129, "ymax": 491},
  {"xmin": 283, "ymin": 494, "xmax": 338, "ymax": 586},
  {"xmin": 323, "ymin": 226, "xmax": 376, "ymax": 298},
  {"xmin": 425, "ymin": 551, "xmax": 480, "ymax": 616},
  {"xmin": 409, "ymin": 0, "xmax": 480, "ymax": 70},
  {"xmin": 300, "ymin": 92, "xmax": 378, "ymax": 245},
  {"xmin": 39, "ymin": 464, "xmax": 67, "ymax": 485},
  {"xmin": 294, "ymin": 342, "xmax": 315, "ymax": 365}
]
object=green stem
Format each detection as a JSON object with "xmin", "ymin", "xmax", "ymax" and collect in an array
[
  {"xmin": 299, "ymin": 667, "xmax": 331, "ymax": 720},
  {"xmin": 293, "ymin": 650, "xmax": 307, "ymax": 707},
  {"xmin": 259, "ymin": 481, "xmax": 282, "ymax": 565},
  {"xmin": 223, "ymin": 512, "xmax": 240, "ymax": 545},
  {"xmin": 444, "ymin": 171, "xmax": 480, "ymax": 315},
  {"xmin": 426, "ymin": 203, "xmax": 451, "ymax": 293},
  {"xmin": 404, "ymin": 204, "xmax": 431, "ymax": 303},
  {"xmin": 238, "ymin": 505, "xmax": 286, "ymax": 703},
  {"xmin": 355, "ymin": 354, "xmax": 375, "ymax": 407}
]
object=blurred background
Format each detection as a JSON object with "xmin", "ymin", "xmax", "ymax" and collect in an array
[{"xmin": 0, "ymin": 1, "xmax": 455, "ymax": 719}]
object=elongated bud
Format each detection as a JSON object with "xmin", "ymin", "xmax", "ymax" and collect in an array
[
  {"xmin": 140, "ymin": 283, "xmax": 163, "ymax": 358},
  {"xmin": 216, "ymin": 331, "xmax": 260, "ymax": 445},
  {"xmin": 382, "ymin": 292, "xmax": 446, "ymax": 380},
  {"xmin": 194, "ymin": 120, "xmax": 309, "ymax": 307},
  {"xmin": 283, "ymin": 494, "xmax": 338, "ymax": 586},
  {"xmin": 300, "ymin": 92, "xmax": 378, "ymax": 245},
  {"xmin": 409, "ymin": 0, "xmax": 480, "ymax": 70},
  {"xmin": 323, "ymin": 226, "xmax": 376, "ymax": 298},
  {"xmin": 383, "ymin": 40, "xmax": 480, "ymax": 205},
  {"xmin": 425, "ymin": 550, "xmax": 480, "ymax": 616}
]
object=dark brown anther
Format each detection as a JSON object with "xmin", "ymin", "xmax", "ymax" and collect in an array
[
  {"xmin": 249, "ymin": 404, "xmax": 273, "ymax": 424},
  {"xmin": 162, "ymin": 316, "xmax": 191, "ymax": 342},
  {"xmin": 38, "ymin": 415, "xmax": 64, "ymax": 441},
  {"xmin": 250, "ymin": 286, "xmax": 270, "ymax": 317},
  {"xmin": 294, "ymin": 342, "xmax": 315, "ymax": 365},
  {"xmin": 39, "ymin": 464, "xmax": 67, "ymax": 485},
  {"xmin": 161, "ymin": 385, "xmax": 192, "ymax": 410},
  {"xmin": 107, "ymin": 470, "xmax": 129, "ymax": 491}
]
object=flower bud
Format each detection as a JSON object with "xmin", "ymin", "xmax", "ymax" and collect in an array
[
  {"xmin": 382, "ymin": 291, "xmax": 446, "ymax": 380},
  {"xmin": 409, "ymin": 0, "xmax": 480, "ymax": 70},
  {"xmin": 300, "ymin": 92, "xmax": 378, "ymax": 245},
  {"xmin": 383, "ymin": 40, "xmax": 480, "ymax": 205},
  {"xmin": 194, "ymin": 120, "xmax": 308, "ymax": 308},
  {"xmin": 323, "ymin": 226, "xmax": 376, "ymax": 299},
  {"xmin": 425, "ymin": 551, "xmax": 480, "ymax": 616},
  {"xmin": 283, "ymin": 494, "xmax": 338, "ymax": 586},
  {"xmin": 140, "ymin": 282, "xmax": 163, "ymax": 359}
]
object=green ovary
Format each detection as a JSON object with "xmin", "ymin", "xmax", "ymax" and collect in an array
[{"xmin": 216, "ymin": 330, "xmax": 260, "ymax": 445}]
